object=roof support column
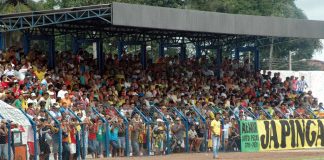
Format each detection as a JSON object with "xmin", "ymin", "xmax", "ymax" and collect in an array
[
  {"xmin": 235, "ymin": 48, "xmax": 240, "ymax": 60},
  {"xmin": 158, "ymin": 42, "xmax": 165, "ymax": 58},
  {"xmin": 254, "ymin": 47, "xmax": 260, "ymax": 72},
  {"xmin": 216, "ymin": 48, "xmax": 222, "ymax": 79},
  {"xmin": 47, "ymin": 36, "xmax": 56, "ymax": 69},
  {"xmin": 0, "ymin": 32, "xmax": 3, "ymax": 51},
  {"xmin": 195, "ymin": 44, "xmax": 202, "ymax": 61},
  {"xmin": 117, "ymin": 40, "xmax": 124, "ymax": 61},
  {"xmin": 141, "ymin": 43, "xmax": 147, "ymax": 69},
  {"xmin": 180, "ymin": 43, "xmax": 186, "ymax": 64},
  {"xmin": 97, "ymin": 39, "xmax": 104, "ymax": 74},
  {"xmin": 23, "ymin": 32, "xmax": 30, "ymax": 56},
  {"xmin": 72, "ymin": 36, "xmax": 79, "ymax": 54}
]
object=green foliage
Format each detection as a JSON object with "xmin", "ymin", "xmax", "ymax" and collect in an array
[{"xmin": 0, "ymin": 3, "xmax": 31, "ymax": 14}]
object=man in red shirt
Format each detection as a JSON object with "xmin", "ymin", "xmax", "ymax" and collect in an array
[{"xmin": 88, "ymin": 119, "xmax": 98, "ymax": 158}]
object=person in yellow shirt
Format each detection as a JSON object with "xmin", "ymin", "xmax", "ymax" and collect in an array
[
  {"xmin": 34, "ymin": 66, "xmax": 46, "ymax": 80},
  {"xmin": 210, "ymin": 112, "xmax": 221, "ymax": 159}
]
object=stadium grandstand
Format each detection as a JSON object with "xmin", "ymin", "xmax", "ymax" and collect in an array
[{"xmin": 0, "ymin": 2, "xmax": 324, "ymax": 160}]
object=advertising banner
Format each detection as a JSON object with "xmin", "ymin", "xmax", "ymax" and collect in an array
[
  {"xmin": 257, "ymin": 119, "xmax": 324, "ymax": 151},
  {"xmin": 240, "ymin": 120, "xmax": 260, "ymax": 152},
  {"xmin": 240, "ymin": 119, "xmax": 324, "ymax": 152}
]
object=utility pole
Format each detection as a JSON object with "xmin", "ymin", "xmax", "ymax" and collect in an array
[
  {"xmin": 269, "ymin": 37, "xmax": 274, "ymax": 70},
  {"xmin": 269, "ymin": 0, "xmax": 275, "ymax": 70},
  {"xmin": 289, "ymin": 51, "xmax": 292, "ymax": 70}
]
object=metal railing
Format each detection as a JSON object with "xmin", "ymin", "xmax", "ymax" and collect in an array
[
  {"xmin": 259, "ymin": 106, "xmax": 273, "ymax": 120},
  {"xmin": 8, "ymin": 103, "xmax": 324, "ymax": 160}
]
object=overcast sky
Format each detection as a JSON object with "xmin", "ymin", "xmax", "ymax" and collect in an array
[{"xmin": 295, "ymin": 0, "xmax": 324, "ymax": 61}]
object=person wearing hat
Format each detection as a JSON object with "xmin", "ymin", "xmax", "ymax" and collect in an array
[
  {"xmin": 48, "ymin": 103, "xmax": 61, "ymax": 119},
  {"xmin": 210, "ymin": 112, "xmax": 221, "ymax": 159},
  {"xmin": 153, "ymin": 119, "xmax": 165, "ymax": 155},
  {"xmin": 27, "ymin": 93, "xmax": 38, "ymax": 108},
  {"xmin": 48, "ymin": 91, "xmax": 56, "ymax": 104}
]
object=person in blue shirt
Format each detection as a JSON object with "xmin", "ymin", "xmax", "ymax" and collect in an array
[{"xmin": 110, "ymin": 122, "xmax": 119, "ymax": 157}]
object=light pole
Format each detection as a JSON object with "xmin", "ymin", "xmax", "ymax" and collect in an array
[{"xmin": 181, "ymin": 0, "xmax": 186, "ymax": 9}]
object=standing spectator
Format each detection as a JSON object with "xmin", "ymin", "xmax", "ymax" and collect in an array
[
  {"xmin": 61, "ymin": 118, "xmax": 71, "ymax": 160},
  {"xmin": 118, "ymin": 121, "xmax": 126, "ymax": 157},
  {"xmin": 130, "ymin": 118, "xmax": 141, "ymax": 156},
  {"xmin": 88, "ymin": 119, "xmax": 98, "ymax": 158},
  {"xmin": 188, "ymin": 125, "xmax": 198, "ymax": 152},
  {"xmin": 110, "ymin": 121, "xmax": 120, "ymax": 157},
  {"xmin": 50, "ymin": 122, "xmax": 60, "ymax": 160},
  {"xmin": 171, "ymin": 117, "xmax": 185, "ymax": 152},
  {"xmin": 153, "ymin": 119, "xmax": 165, "ymax": 155},
  {"xmin": 69, "ymin": 118, "xmax": 79, "ymax": 160},
  {"xmin": 210, "ymin": 112, "xmax": 221, "ymax": 159},
  {"xmin": 195, "ymin": 120, "xmax": 204, "ymax": 152},
  {"xmin": 223, "ymin": 117, "xmax": 231, "ymax": 151},
  {"xmin": 0, "ymin": 120, "xmax": 9, "ymax": 160},
  {"xmin": 297, "ymin": 76, "xmax": 308, "ymax": 94},
  {"xmin": 38, "ymin": 118, "xmax": 51, "ymax": 160},
  {"xmin": 96, "ymin": 119, "xmax": 105, "ymax": 158},
  {"xmin": 291, "ymin": 76, "xmax": 298, "ymax": 91}
]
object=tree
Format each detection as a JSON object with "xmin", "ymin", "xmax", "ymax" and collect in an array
[
  {"xmin": 3, "ymin": 0, "xmax": 27, "ymax": 6},
  {"xmin": 0, "ymin": 3, "xmax": 31, "ymax": 14},
  {"xmin": 187, "ymin": 0, "xmax": 322, "ymax": 63}
]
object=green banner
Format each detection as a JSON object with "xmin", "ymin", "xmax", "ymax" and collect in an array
[{"xmin": 240, "ymin": 120, "xmax": 260, "ymax": 152}]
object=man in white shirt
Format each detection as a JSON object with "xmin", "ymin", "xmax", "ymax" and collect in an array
[
  {"xmin": 297, "ymin": 76, "xmax": 308, "ymax": 93},
  {"xmin": 48, "ymin": 91, "xmax": 56, "ymax": 105},
  {"xmin": 57, "ymin": 85, "xmax": 68, "ymax": 99},
  {"xmin": 4, "ymin": 65, "xmax": 15, "ymax": 77},
  {"xmin": 27, "ymin": 93, "xmax": 38, "ymax": 108}
]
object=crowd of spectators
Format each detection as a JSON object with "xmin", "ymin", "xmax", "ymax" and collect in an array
[{"xmin": 0, "ymin": 46, "xmax": 322, "ymax": 159}]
